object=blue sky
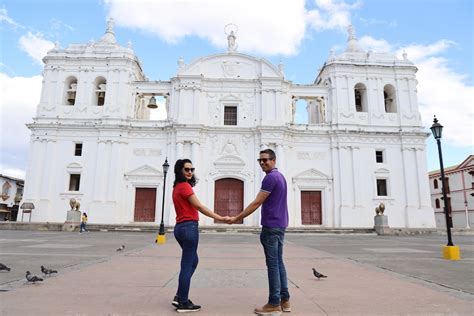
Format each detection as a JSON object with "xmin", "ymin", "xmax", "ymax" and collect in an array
[{"xmin": 1, "ymin": 0, "xmax": 473, "ymax": 178}]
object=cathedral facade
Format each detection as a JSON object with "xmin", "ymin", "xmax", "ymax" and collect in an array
[{"xmin": 20, "ymin": 21, "xmax": 436, "ymax": 228}]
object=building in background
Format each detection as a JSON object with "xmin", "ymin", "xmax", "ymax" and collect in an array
[
  {"xmin": 0, "ymin": 174, "xmax": 24, "ymax": 221},
  {"xmin": 19, "ymin": 20, "xmax": 436, "ymax": 228},
  {"xmin": 429, "ymin": 155, "xmax": 474, "ymax": 228}
]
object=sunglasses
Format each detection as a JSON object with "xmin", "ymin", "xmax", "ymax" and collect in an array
[
  {"xmin": 257, "ymin": 158, "xmax": 273, "ymax": 163},
  {"xmin": 184, "ymin": 167, "xmax": 195, "ymax": 173}
]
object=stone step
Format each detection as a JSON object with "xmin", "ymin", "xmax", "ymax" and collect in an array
[{"xmin": 1, "ymin": 221, "xmax": 472, "ymax": 235}]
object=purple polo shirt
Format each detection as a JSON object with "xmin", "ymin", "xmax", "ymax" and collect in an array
[{"xmin": 260, "ymin": 168, "xmax": 288, "ymax": 228}]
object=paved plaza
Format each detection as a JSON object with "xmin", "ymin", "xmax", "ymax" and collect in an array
[{"xmin": 0, "ymin": 230, "xmax": 473, "ymax": 315}]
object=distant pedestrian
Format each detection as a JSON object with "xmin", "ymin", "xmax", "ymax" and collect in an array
[
  {"xmin": 171, "ymin": 158, "xmax": 229, "ymax": 313},
  {"xmin": 227, "ymin": 149, "xmax": 290, "ymax": 314},
  {"xmin": 80, "ymin": 212, "xmax": 89, "ymax": 233}
]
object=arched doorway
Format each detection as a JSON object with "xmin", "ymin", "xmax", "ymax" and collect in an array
[{"xmin": 214, "ymin": 178, "xmax": 244, "ymax": 224}]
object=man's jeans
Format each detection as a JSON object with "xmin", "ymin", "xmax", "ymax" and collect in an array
[
  {"xmin": 174, "ymin": 220, "xmax": 199, "ymax": 304},
  {"xmin": 260, "ymin": 226, "xmax": 290, "ymax": 306}
]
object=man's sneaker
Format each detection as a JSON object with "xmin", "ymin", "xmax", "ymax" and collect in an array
[
  {"xmin": 254, "ymin": 303, "xmax": 282, "ymax": 315},
  {"xmin": 176, "ymin": 300, "xmax": 201, "ymax": 313},
  {"xmin": 172, "ymin": 296, "xmax": 179, "ymax": 307},
  {"xmin": 281, "ymin": 299, "xmax": 291, "ymax": 312}
]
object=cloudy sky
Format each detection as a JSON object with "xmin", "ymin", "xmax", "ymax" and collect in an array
[{"xmin": 1, "ymin": 0, "xmax": 472, "ymax": 179}]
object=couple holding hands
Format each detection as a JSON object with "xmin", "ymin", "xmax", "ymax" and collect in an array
[{"xmin": 172, "ymin": 149, "xmax": 290, "ymax": 314}]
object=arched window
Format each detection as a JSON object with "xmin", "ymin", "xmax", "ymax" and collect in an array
[
  {"xmin": 94, "ymin": 77, "xmax": 106, "ymax": 106},
  {"xmin": 433, "ymin": 179, "xmax": 438, "ymax": 189},
  {"xmin": 383, "ymin": 84, "xmax": 397, "ymax": 113},
  {"xmin": 64, "ymin": 77, "xmax": 78, "ymax": 106},
  {"xmin": 435, "ymin": 198, "xmax": 440, "ymax": 208},
  {"xmin": 354, "ymin": 83, "xmax": 367, "ymax": 112}
]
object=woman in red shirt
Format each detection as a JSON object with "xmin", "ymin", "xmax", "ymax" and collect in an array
[{"xmin": 171, "ymin": 159, "xmax": 227, "ymax": 313}]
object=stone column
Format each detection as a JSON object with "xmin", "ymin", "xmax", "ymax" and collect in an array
[
  {"xmin": 191, "ymin": 142, "xmax": 199, "ymax": 166},
  {"xmin": 28, "ymin": 139, "xmax": 45, "ymax": 199},
  {"xmin": 40, "ymin": 140, "xmax": 56, "ymax": 199},
  {"xmin": 107, "ymin": 141, "xmax": 122, "ymax": 202},
  {"xmin": 276, "ymin": 143, "xmax": 284, "ymax": 174},
  {"xmin": 176, "ymin": 142, "xmax": 184, "ymax": 159},
  {"xmin": 76, "ymin": 69, "xmax": 88, "ymax": 107},
  {"xmin": 401, "ymin": 147, "xmax": 416, "ymax": 227},
  {"xmin": 339, "ymin": 146, "xmax": 354, "ymax": 209},
  {"xmin": 275, "ymin": 90, "xmax": 281, "ymax": 122},
  {"xmin": 330, "ymin": 143, "xmax": 341, "ymax": 227},
  {"xmin": 351, "ymin": 146, "xmax": 361, "ymax": 207},
  {"xmin": 93, "ymin": 140, "xmax": 109, "ymax": 201}
]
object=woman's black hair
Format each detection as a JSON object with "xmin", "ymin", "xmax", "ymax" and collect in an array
[{"xmin": 173, "ymin": 159, "xmax": 196, "ymax": 187}]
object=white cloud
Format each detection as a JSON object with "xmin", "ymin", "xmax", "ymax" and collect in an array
[
  {"xmin": 0, "ymin": 8, "xmax": 24, "ymax": 29},
  {"xmin": 355, "ymin": 37, "xmax": 473, "ymax": 147},
  {"xmin": 308, "ymin": 0, "xmax": 361, "ymax": 30},
  {"xmin": 359, "ymin": 16, "xmax": 397, "ymax": 28},
  {"xmin": 50, "ymin": 18, "xmax": 75, "ymax": 33},
  {"xmin": 398, "ymin": 40, "xmax": 456, "ymax": 63},
  {"xmin": 400, "ymin": 44, "xmax": 474, "ymax": 147},
  {"xmin": 0, "ymin": 73, "xmax": 42, "ymax": 178},
  {"xmin": 18, "ymin": 32, "xmax": 55, "ymax": 65},
  {"xmin": 0, "ymin": 167, "xmax": 26, "ymax": 180},
  {"xmin": 105, "ymin": 0, "xmax": 359, "ymax": 56},
  {"xmin": 359, "ymin": 35, "xmax": 392, "ymax": 53}
]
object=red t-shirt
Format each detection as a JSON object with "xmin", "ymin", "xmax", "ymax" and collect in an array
[{"xmin": 173, "ymin": 182, "xmax": 199, "ymax": 223}]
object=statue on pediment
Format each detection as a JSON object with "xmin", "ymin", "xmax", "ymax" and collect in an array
[{"xmin": 225, "ymin": 24, "xmax": 238, "ymax": 52}]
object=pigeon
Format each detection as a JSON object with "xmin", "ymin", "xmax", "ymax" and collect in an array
[
  {"xmin": 116, "ymin": 245, "xmax": 125, "ymax": 251},
  {"xmin": 41, "ymin": 265, "xmax": 58, "ymax": 276},
  {"xmin": 312, "ymin": 268, "xmax": 327, "ymax": 280},
  {"xmin": 0, "ymin": 263, "xmax": 11, "ymax": 272},
  {"xmin": 26, "ymin": 271, "xmax": 43, "ymax": 283}
]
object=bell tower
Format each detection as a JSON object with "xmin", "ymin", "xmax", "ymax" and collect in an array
[
  {"xmin": 316, "ymin": 25, "xmax": 420, "ymax": 128},
  {"xmin": 37, "ymin": 19, "xmax": 145, "ymax": 120}
]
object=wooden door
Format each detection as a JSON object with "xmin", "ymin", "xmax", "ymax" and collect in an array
[
  {"xmin": 301, "ymin": 191, "xmax": 322, "ymax": 225},
  {"xmin": 214, "ymin": 178, "xmax": 244, "ymax": 224},
  {"xmin": 134, "ymin": 188, "xmax": 156, "ymax": 222}
]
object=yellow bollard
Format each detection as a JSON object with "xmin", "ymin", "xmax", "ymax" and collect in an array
[
  {"xmin": 442, "ymin": 245, "xmax": 461, "ymax": 260},
  {"xmin": 156, "ymin": 234, "xmax": 166, "ymax": 244}
]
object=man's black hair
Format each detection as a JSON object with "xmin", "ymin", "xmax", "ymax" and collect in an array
[{"xmin": 259, "ymin": 149, "xmax": 276, "ymax": 160}]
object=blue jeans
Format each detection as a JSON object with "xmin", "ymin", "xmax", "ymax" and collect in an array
[
  {"xmin": 260, "ymin": 226, "xmax": 290, "ymax": 306},
  {"xmin": 174, "ymin": 220, "xmax": 199, "ymax": 304},
  {"xmin": 80, "ymin": 222, "xmax": 87, "ymax": 232}
]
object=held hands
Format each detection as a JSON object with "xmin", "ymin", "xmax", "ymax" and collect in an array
[
  {"xmin": 214, "ymin": 213, "xmax": 240, "ymax": 224},
  {"xmin": 221, "ymin": 216, "xmax": 231, "ymax": 223},
  {"xmin": 224, "ymin": 216, "xmax": 239, "ymax": 225}
]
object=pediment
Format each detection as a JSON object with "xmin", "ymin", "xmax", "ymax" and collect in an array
[
  {"xmin": 220, "ymin": 94, "xmax": 242, "ymax": 102},
  {"xmin": 374, "ymin": 168, "xmax": 390, "ymax": 174},
  {"xmin": 178, "ymin": 53, "xmax": 282, "ymax": 79},
  {"xmin": 66, "ymin": 163, "xmax": 82, "ymax": 171},
  {"xmin": 458, "ymin": 155, "xmax": 473, "ymax": 169},
  {"xmin": 214, "ymin": 155, "xmax": 246, "ymax": 168},
  {"xmin": 293, "ymin": 168, "xmax": 331, "ymax": 180},
  {"xmin": 125, "ymin": 164, "xmax": 163, "ymax": 177}
]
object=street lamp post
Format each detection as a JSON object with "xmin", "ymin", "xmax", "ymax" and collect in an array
[
  {"xmin": 465, "ymin": 201, "xmax": 470, "ymax": 229},
  {"xmin": 430, "ymin": 116, "xmax": 460, "ymax": 260},
  {"xmin": 156, "ymin": 157, "xmax": 170, "ymax": 244}
]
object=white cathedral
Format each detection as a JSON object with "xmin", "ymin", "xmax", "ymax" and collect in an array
[{"xmin": 20, "ymin": 20, "xmax": 436, "ymax": 228}]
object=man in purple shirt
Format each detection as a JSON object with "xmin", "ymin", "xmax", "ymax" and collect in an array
[{"xmin": 229, "ymin": 149, "xmax": 290, "ymax": 314}]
